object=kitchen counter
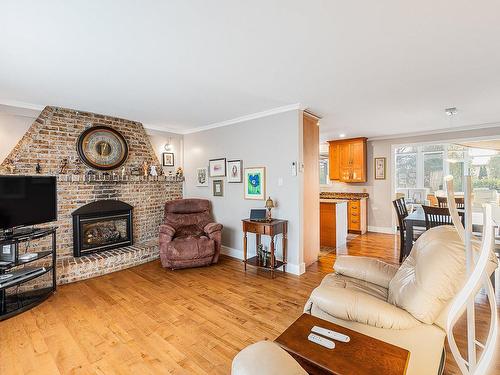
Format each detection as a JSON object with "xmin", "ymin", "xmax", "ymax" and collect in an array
[
  {"xmin": 320, "ymin": 200, "xmax": 348, "ymax": 249},
  {"xmin": 320, "ymin": 192, "xmax": 369, "ymax": 200},
  {"xmin": 320, "ymin": 192, "xmax": 368, "ymax": 234},
  {"xmin": 320, "ymin": 199, "xmax": 348, "ymax": 204}
]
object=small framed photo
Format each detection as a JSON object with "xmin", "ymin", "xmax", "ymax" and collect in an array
[
  {"xmin": 227, "ymin": 160, "xmax": 242, "ymax": 183},
  {"xmin": 213, "ymin": 179, "xmax": 223, "ymax": 196},
  {"xmin": 196, "ymin": 167, "xmax": 208, "ymax": 187},
  {"xmin": 209, "ymin": 158, "xmax": 226, "ymax": 177},
  {"xmin": 374, "ymin": 157, "xmax": 386, "ymax": 180},
  {"xmin": 162, "ymin": 152, "xmax": 174, "ymax": 167},
  {"xmin": 244, "ymin": 167, "xmax": 265, "ymax": 200}
]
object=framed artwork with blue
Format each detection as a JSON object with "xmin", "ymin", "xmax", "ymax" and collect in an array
[{"xmin": 244, "ymin": 167, "xmax": 265, "ymax": 200}]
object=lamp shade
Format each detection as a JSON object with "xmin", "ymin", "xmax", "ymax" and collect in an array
[{"xmin": 265, "ymin": 197, "xmax": 274, "ymax": 209}]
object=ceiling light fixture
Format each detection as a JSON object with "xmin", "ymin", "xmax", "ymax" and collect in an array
[
  {"xmin": 339, "ymin": 133, "xmax": 346, "ymax": 138},
  {"xmin": 445, "ymin": 107, "xmax": 457, "ymax": 116}
]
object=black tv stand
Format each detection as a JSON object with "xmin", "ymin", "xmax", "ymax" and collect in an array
[
  {"xmin": 0, "ymin": 226, "xmax": 57, "ymax": 320},
  {"xmin": 1, "ymin": 226, "xmax": 38, "ymax": 239}
]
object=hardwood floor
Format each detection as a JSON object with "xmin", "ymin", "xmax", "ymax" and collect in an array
[{"xmin": 0, "ymin": 232, "xmax": 498, "ymax": 374}]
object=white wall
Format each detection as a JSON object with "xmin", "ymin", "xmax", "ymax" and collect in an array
[
  {"xmin": 0, "ymin": 112, "xmax": 36, "ymax": 164},
  {"xmin": 183, "ymin": 110, "xmax": 305, "ymax": 274},
  {"xmin": 146, "ymin": 128, "xmax": 184, "ymax": 174},
  {"xmin": 322, "ymin": 126, "xmax": 500, "ymax": 232}
]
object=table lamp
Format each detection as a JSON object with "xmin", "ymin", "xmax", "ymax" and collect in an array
[{"xmin": 265, "ymin": 197, "xmax": 274, "ymax": 221}]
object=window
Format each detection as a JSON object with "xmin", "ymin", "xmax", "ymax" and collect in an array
[
  {"xmin": 394, "ymin": 143, "xmax": 500, "ymax": 197},
  {"xmin": 319, "ymin": 157, "xmax": 328, "ymax": 185},
  {"xmin": 423, "ymin": 152, "xmax": 444, "ymax": 193},
  {"xmin": 395, "ymin": 153, "xmax": 417, "ymax": 188}
]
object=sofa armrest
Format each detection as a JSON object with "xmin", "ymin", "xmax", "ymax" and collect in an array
[
  {"xmin": 308, "ymin": 286, "xmax": 420, "ymax": 329},
  {"xmin": 204, "ymin": 222, "xmax": 223, "ymax": 235},
  {"xmin": 334, "ymin": 255, "xmax": 399, "ymax": 289},
  {"xmin": 232, "ymin": 341, "xmax": 307, "ymax": 375},
  {"xmin": 159, "ymin": 223, "xmax": 176, "ymax": 239}
]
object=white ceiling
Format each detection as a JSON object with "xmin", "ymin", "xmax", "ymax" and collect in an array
[{"xmin": 1, "ymin": 1, "xmax": 500, "ymax": 139}]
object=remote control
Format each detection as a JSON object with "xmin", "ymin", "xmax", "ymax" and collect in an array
[
  {"xmin": 311, "ymin": 326, "xmax": 351, "ymax": 342},
  {"xmin": 308, "ymin": 333, "xmax": 335, "ymax": 349}
]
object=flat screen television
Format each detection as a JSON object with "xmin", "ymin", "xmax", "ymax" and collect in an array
[{"xmin": 0, "ymin": 175, "xmax": 57, "ymax": 231}]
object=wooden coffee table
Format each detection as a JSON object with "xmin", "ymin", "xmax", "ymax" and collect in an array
[{"xmin": 275, "ymin": 314, "xmax": 410, "ymax": 375}]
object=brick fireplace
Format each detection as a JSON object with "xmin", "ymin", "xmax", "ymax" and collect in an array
[
  {"xmin": 72, "ymin": 199, "xmax": 133, "ymax": 257},
  {"xmin": 0, "ymin": 106, "xmax": 183, "ymax": 284}
]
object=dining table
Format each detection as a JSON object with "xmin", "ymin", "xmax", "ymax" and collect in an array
[{"xmin": 402, "ymin": 207, "xmax": 486, "ymax": 260}]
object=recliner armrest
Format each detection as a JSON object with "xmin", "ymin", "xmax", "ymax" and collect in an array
[
  {"xmin": 334, "ymin": 255, "xmax": 399, "ymax": 289},
  {"xmin": 204, "ymin": 222, "xmax": 223, "ymax": 235},
  {"xmin": 159, "ymin": 223, "xmax": 176, "ymax": 238}
]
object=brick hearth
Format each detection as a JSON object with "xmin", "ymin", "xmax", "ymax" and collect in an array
[
  {"xmin": 0, "ymin": 106, "xmax": 183, "ymax": 284},
  {"xmin": 57, "ymin": 239, "xmax": 160, "ymax": 284}
]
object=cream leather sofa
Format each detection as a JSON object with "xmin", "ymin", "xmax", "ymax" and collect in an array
[
  {"xmin": 304, "ymin": 226, "xmax": 498, "ymax": 375},
  {"xmin": 232, "ymin": 226, "xmax": 497, "ymax": 375},
  {"xmin": 232, "ymin": 341, "xmax": 307, "ymax": 375}
]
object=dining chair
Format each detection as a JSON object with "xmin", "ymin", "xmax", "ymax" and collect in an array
[
  {"xmin": 423, "ymin": 205, "xmax": 465, "ymax": 230},
  {"xmin": 427, "ymin": 194, "xmax": 438, "ymax": 207},
  {"xmin": 437, "ymin": 196, "xmax": 465, "ymax": 209},
  {"xmin": 393, "ymin": 197, "xmax": 424, "ymax": 263}
]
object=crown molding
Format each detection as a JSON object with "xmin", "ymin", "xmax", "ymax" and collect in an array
[
  {"xmin": 182, "ymin": 103, "xmax": 302, "ymax": 135},
  {"xmin": 367, "ymin": 121, "xmax": 500, "ymax": 142},
  {"xmin": 142, "ymin": 123, "xmax": 186, "ymax": 135},
  {"xmin": 1, "ymin": 100, "xmax": 303, "ymax": 135}
]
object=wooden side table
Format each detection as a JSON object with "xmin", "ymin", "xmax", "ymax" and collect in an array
[
  {"xmin": 275, "ymin": 314, "xmax": 410, "ymax": 375},
  {"xmin": 242, "ymin": 219, "xmax": 288, "ymax": 278}
]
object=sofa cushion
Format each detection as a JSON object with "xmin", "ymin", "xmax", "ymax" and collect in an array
[
  {"xmin": 388, "ymin": 225, "xmax": 466, "ymax": 324},
  {"xmin": 166, "ymin": 236, "xmax": 215, "ymax": 260},
  {"xmin": 306, "ymin": 273, "xmax": 420, "ymax": 329}
]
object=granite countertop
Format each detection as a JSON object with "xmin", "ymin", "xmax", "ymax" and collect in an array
[
  {"xmin": 320, "ymin": 199, "xmax": 348, "ymax": 204},
  {"xmin": 320, "ymin": 192, "xmax": 369, "ymax": 200}
]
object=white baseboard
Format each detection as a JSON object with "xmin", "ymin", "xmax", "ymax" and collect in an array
[
  {"xmin": 221, "ymin": 245, "xmax": 243, "ymax": 259},
  {"xmin": 221, "ymin": 245, "xmax": 305, "ymax": 275},
  {"xmin": 368, "ymin": 226, "xmax": 396, "ymax": 234}
]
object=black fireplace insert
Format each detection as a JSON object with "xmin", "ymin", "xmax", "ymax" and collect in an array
[{"xmin": 72, "ymin": 200, "xmax": 133, "ymax": 257}]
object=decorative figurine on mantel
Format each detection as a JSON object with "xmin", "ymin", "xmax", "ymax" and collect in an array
[
  {"xmin": 176, "ymin": 167, "xmax": 183, "ymax": 178},
  {"xmin": 131, "ymin": 166, "xmax": 141, "ymax": 176},
  {"xmin": 59, "ymin": 158, "xmax": 68, "ymax": 174},
  {"xmin": 142, "ymin": 161, "xmax": 149, "ymax": 177},
  {"xmin": 35, "ymin": 160, "xmax": 42, "ymax": 174},
  {"xmin": 121, "ymin": 166, "xmax": 126, "ymax": 179},
  {"xmin": 150, "ymin": 165, "xmax": 158, "ymax": 177}
]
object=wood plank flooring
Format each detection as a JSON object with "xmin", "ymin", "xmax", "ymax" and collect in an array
[{"xmin": 0, "ymin": 232, "xmax": 498, "ymax": 374}]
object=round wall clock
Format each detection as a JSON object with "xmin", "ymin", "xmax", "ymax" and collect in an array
[{"xmin": 77, "ymin": 126, "xmax": 129, "ymax": 170}]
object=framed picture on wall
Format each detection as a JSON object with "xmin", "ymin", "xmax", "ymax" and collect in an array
[
  {"xmin": 244, "ymin": 167, "xmax": 265, "ymax": 200},
  {"xmin": 209, "ymin": 158, "xmax": 226, "ymax": 177},
  {"xmin": 374, "ymin": 157, "xmax": 386, "ymax": 180},
  {"xmin": 227, "ymin": 160, "xmax": 242, "ymax": 183},
  {"xmin": 162, "ymin": 152, "xmax": 174, "ymax": 167},
  {"xmin": 213, "ymin": 179, "xmax": 223, "ymax": 196},
  {"xmin": 196, "ymin": 167, "xmax": 209, "ymax": 187}
]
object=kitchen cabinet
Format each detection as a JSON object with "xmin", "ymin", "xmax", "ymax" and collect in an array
[
  {"xmin": 347, "ymin": 198, "xmax": 367, "ymax": 234},
  {"xmin": 320, "ymin": 200, "xmax": 348, "ymax": 248},
  {"xmin": 328, "ymin": 137, "xmax": 367, "ymax": 182}
]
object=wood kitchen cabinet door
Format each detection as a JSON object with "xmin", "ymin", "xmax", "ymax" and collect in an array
[
  {"xmin": 349, "ymin": 140, "xmax": 366, "ymax": 182},
  {"xmin": 320, "ymin": 203, "xmax": 336, "ymax": 247},
  {"xmin": 329, "ymin": 138, "xmax": 367, "ymax": 182},
  {"xmin": 329, "ymin": 142, "xmax": 340, "ymax": 180}
]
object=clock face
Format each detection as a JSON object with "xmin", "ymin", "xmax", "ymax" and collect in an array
[{"xmin": 77, "ymin": 126, "xmax": 129, "ymax": 170}]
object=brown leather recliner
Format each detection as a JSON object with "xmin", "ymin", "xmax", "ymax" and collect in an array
[{"xmin": 159, "ymin": 198, "xmax": 222, "ymax": 269}]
